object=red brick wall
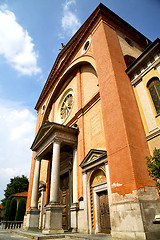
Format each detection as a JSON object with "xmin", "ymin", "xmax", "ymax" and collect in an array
[{"xmin": 92, "ymin": 21, "xmax": 155, "ymax": 196}]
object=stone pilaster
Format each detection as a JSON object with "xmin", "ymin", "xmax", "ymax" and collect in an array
[
  {"xmin": 73, "ymin": 145, "xmax": 78, "ymax": 203},
  {"xmin": 70, "ymin": 202, "xmax": 79, "ymax": 232},
  {"xmin": 70, "ymin": 145, "xmax": 79, "ymax": 232}
]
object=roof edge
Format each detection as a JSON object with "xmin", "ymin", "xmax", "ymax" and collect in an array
[
  {"xmin": 35, "ymin": 3, "xmax": 151, "ymax": 110},
  {"xmin": 126, "ymin": 38, "xmax": 160, "ymax": 75}
]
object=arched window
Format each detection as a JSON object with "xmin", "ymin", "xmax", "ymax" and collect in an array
[{"xmin": 147, "ymin": 77, "xmax": 160, "ymax": 114}]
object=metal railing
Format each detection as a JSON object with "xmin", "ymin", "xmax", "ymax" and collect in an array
[{"xmin": 1, "ymin": 221, "xmax": 23, "ymax": 229}]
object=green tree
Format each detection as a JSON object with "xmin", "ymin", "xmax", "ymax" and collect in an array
[
  {"xmin": 9, "ymin": 198, "xmax": 17, "ymax": 221},
  {"xmin": 4, "ymin": 197, "xmax": 11, "ymax": 221},
  {"xmin": 15, "ymin": 198, "xmax": 26, "ymax": 221},
  {"xmin": 1, "ymin": 175, "xmax": 29, "ymax": 220},
  {"xmin": 146, "ymin": 148, "xmax": 160, "ymax": 194}
]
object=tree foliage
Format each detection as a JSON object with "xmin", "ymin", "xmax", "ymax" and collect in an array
[
  {"xmin": 9, "ymin": 198, "xmax": 17, "ymax": 221},
  {"xmin": 146, "ymin": 148, "xmax": 160, "ymax": 194},
  {"xmin": 4, "ymin": 197, "xmax": 11, "ymax": 221},
  {"xmin": 15, "ymin": 198, "xmax": 26, "ymax": 221},
  {"xmin": 1, "ymin": 175, "xmax": 29, "ymax": 220}
]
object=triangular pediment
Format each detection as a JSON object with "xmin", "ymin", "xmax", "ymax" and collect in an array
[
  {"xmin": 80, "ymin": 149, "xmax": 107, "ymax": 171},
  {"xmin": 31, "ymin": 121, "xmax": 53, "ymax": 150},
  {"xmin": 31, "ymin": 121, "xmax": 78, "ymax": 152}
]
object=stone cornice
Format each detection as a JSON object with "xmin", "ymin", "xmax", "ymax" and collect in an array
[
  {"xmin": 35, "ymin": 3, "xmax": 150, "ymax": 111},
  {"xmin": 146, "ymin": 128, "xmax": 160, "ymax": 141},
  {"xmin": 131, "ymin": 56, "xmax": 160, "ymax": 86},
  {"xmin": 126, "ymin": 38, "xmax": 160, "ymax": 86}
]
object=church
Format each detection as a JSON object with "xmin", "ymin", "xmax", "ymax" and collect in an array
[{"xmin": 24, "ymin": 3, "xmax": 160, "ymax": 239}]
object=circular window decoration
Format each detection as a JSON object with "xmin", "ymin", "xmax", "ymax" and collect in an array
[
  {"xmin": 84, "ymin": 41, "xmax": 90, "ymax": 51},
  {"xmin": 60, "ymin": 91, "xmax": 74, "ymax": 123},
  {"xmin": 41, "ymin": 103, "xmax": 46, "ymax": 115},
  {"xmin": 81, "ymin": 38, "xmax": 91, "ymax": 55}
]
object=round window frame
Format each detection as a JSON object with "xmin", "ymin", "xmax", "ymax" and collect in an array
[
  {"xmin": 59, "ymin": 89, "xmax": 74, "ymax": 124},
  {"xmin": 41, "ymin": 103, "xmax": 46, "ymax": 115},
  {"xmin": 81, "ymin": 38, "xmax": 91, "ymax": 55}
]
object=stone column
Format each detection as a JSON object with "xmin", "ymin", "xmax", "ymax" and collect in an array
[
  {"xmin": 24, "ymin": 157, "xmax": 41, "ymax": 230},
  {"xmin": 31, "ymin": 157, "xmax": 41, "ymax": 208},
  {"xmin": 39, "ymin": 190, "xmax": 45, "ymax": 229},
  {"xmin": 70, "ymin": 145, "xmax": 79, "ymax": 232},
  {"xmin": 49, "ymin": 140, "xmax": 61, "ymax": 203},
  {"xmin": 43, "ymin": 139, "xmax": 63, "ymax": 234}
]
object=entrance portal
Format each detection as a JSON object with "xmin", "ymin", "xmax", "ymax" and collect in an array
[
  {"xmin": 98, "ymin": 190, "xmax": 110, "ymax": 233},
  {"xmin": 90, "ymin": 169, "xmax": 110, "ymax": 233},
  {"xmin": 60, "ymin": 173, "xmax": 69, "ymax": 230}
]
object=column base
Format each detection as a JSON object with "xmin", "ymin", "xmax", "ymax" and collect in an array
[
  {"xmin": 24, "ymin": 208, "xmax": 40, "ymax": 230},
  {"xmin": 70, "ymin": 202, "xmax": 79, "ymax": 232},
  {"xmin": 43, "ymin": 202, "xmax": 64, "ymax": 234},
  {"xmin": 23, "ymin": 214, "xmax": 27, "ymax": 229}
]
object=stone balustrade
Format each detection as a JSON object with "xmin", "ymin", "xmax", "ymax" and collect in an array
[{"xmin": 1, "ymin": 221, "xmax": 23, "ymax": 229}]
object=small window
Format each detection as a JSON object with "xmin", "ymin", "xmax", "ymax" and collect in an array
[
  {"xmin": 41, "ymin": 103, "xmax": 46, "ymax": 115},
  {"xmin": 81, "ymin": 38, "xmax": 91, "ymax": 55},
  {"xmin": 84, "ymin": 41, "xmax": 90, "ymax": 51},
  {"xmin": 147, "ymin": 77, "xmax": 160, "ymax": 114}
]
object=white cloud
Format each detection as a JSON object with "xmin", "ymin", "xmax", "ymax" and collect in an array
[
  {"xmin": 0, "ymin": 99, "xmax": 36, "ymax": 201},
  {"xmin": 61, "ymin": 0, "xmax": 81, "ymax": 37},
  {"xmin": 0, "ymin": 4, "xmax": 41, "ymax": 75}
]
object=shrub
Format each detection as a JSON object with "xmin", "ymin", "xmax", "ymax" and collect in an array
[
  {"xmin": 8, "ymin": 198, "xmax": 17, "ymax": 221},
  {"xmin": 146, "ymin": 148, "xmax": 160, "ymax": 194},
  {"xmin": 15, "ymin": 198, "xmax": 26, "ymax": 221},
  {"xmin": 4, "ymin": 197, "xmax": 11, "ymax": 220}
]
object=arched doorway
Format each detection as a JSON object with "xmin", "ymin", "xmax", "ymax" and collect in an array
[
  {"xmin": 59, "ymin": 145, "xmax": 73, "ymax": 231},
  {"xmin": 90, "ymin": 169, "xmax": 110, "ymax": 233}
]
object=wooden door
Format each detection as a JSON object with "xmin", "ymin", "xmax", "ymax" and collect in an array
[
  {"xmin": 60, "ymin": 173, "xmax": 69, "ymax": 230},
  {"xmin": 98, "ymin": 191, "xmax": 111, "ymax": 233}
]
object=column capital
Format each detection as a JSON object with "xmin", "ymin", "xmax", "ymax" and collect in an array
[
  {"xmin": 53, "ymin": 138, "xmax": 62, "ymax": 145},
  {"xmin": 73, "ymin": 144, "xmax": 78, "ymax": 150},
  {"xmin": 34, "ymin": 156, "xmax": 41, "ymax": 161},
  {"xmin": 104, "ymin": 161, "xmax": 108, "ymax": 166}
]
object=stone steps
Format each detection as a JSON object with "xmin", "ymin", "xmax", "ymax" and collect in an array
[{"xmin": 10, "ymin": 230, "xmax": 119, "ymax": 240}]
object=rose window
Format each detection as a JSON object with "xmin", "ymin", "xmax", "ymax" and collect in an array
[{"xmin": 60, "ymin": 93, "xmax": 73, "ymax": 122}]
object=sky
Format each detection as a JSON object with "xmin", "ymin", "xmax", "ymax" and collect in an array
[{"xmin": 0, "ymin": 0, "xmax": 160, "ymax": 203}]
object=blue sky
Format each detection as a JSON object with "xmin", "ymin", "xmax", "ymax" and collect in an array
[{"xmin": 0, "ymin": 0, "xmax": 159, "ymax": 202}]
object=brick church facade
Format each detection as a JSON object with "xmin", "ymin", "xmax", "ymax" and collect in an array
[{"xmin": 24, "ymin": 4, "xmax": 160, "ymax": 239}]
